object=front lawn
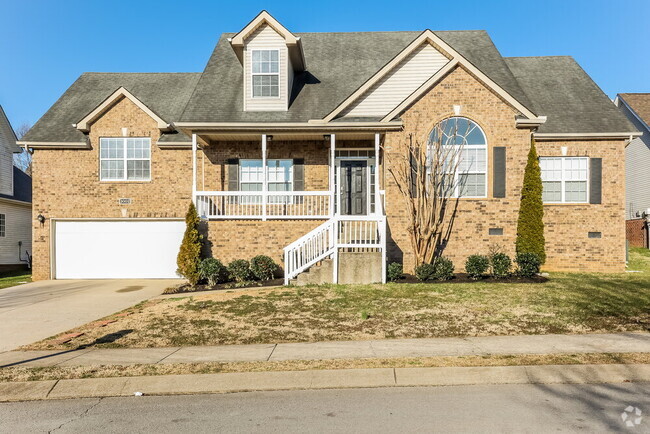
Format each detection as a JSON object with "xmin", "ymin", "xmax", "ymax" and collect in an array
[
  {"xmin": 0, "ymin": 269, "xmax": 31, "ymax": 290},
  {"xmin": 23, "ymin": 249, "xmax": 650, "ymax": 350}
]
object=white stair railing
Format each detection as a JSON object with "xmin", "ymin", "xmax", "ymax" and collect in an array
[{"xmin": 283, "ymin": 220, "xmax": 336, "ymax": 284}]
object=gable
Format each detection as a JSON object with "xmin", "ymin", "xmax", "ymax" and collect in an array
[{"xmin": 341, "ymin": 42, "xmax": 450, "ymax": 118}]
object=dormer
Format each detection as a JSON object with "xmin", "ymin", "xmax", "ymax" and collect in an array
[{"xmin": 229, "ymin": 11, "xmax": 306, "ymax": 112}]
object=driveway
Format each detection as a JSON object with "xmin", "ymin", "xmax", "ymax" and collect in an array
[{"xmin": 0, "ymin": 279, "xmax": 181, "ymax": 352}]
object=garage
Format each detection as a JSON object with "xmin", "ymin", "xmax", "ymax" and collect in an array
[{"xmin": 54, "ymin": 220, "xmax": 185, "ymax": 279}]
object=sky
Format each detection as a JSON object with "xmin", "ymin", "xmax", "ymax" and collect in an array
[{"xmin": 1, "ymin": 0, "xmax": 648, "ymax": 130}]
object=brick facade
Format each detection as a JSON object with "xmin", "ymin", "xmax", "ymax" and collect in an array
[
  {"xmin": 626, "ymin": 218, "xmax": 648, "ymax": 248},
  {"xmin": 31, "ymin": 66, "xmax": 628, "ymax": 279}
]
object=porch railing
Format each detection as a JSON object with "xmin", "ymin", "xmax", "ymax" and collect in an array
[{"xmin": 195, "ymin": 191, "xmax": 332, "ymax": 219}]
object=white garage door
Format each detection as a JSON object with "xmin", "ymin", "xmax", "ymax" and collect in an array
[{"xmin": 54, "ymin": 220, "xmax": 185, "ymax": 279}]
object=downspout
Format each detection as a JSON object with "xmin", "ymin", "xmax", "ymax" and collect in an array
[{"xmin": 18, "ymin": 241, "xmax": 31, "ymax": 269}]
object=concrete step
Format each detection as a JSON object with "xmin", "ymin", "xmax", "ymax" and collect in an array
[{"xmin": 294, "ymin": 259, "xmax": 334, "ymax": 286}]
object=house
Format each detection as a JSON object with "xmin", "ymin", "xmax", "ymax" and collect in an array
[
  {"xmin": 615, "ymin": 93, "xmax": 650, "ymax": 248},
  {"xmin": 20, "ymin": 11, "xmax": 638, "ymax": 282},
  {"xmin": 0, "ymin": 105, "xmax": 32, "ymax": 269}
]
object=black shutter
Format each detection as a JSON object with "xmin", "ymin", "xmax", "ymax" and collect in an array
[
  {"xmin": 589, "ymin": 158, "xmax": 602, "ymax": 204},
  {"xmin": 293, "ymin": 158, "xmax": 304, "ymax": 191},
  {"xmin": 409, "ymin": 148, "xmax": 418, "ymax": 198},
  {"xmin": 493, "ymin": 147, "xmax": 506, "ymax": 198}
]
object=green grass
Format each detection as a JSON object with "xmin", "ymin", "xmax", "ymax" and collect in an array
[
  {"xmin": 0, "ymin": 269, "xmax": 31, "ymax": 289},
  {"xmin": 628, "ymin": 247, "xmax": 650, "ymax": 272}
]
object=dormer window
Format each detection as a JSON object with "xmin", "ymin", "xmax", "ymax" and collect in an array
[{"xmin": 252, "ymin": 50, "xmax": 280, "ymax": 98}]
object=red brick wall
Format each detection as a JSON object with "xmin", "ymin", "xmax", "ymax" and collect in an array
[{"xmin": 626, "ymin": 219, "xmax": 648, "ymax": 248}]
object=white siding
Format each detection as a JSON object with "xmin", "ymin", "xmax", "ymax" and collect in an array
[
  {"xmin": 0, "ymin": 107, "xmax": 16, "ymax": 196},
  {"xmin": 0, "ymin": 201, "xmax": 31, "ymax": 265},
  {"xmin": 342, "ymin": 43, "xmax": 450, "ymax": 118},
  {"xmin": 619, "ymin": 101, "xmax": 650, "ymax": 218},
  {"xmin": 243, "ymin": 24, "xmax": 289, "ymax": 112}
]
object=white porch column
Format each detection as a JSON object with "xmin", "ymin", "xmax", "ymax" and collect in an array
[
  {"xmin": 262, "ymin": 134, "xmax": 268, "ymax": 221},
  {"xmin": 192, "ymin": 133, "xmax": 197, "ymax": 203},
  {"xmin": 330, "ymin": 134, "xmax": 336, "ymax": 217},
  {"xmin": 374, "ymin": 133, "xmax": 381, "ymax": 215}
]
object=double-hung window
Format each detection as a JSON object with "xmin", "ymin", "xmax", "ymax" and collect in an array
[
  {"xmin": 239, "ymin": 159, "xmax": 293, "ymax": 203},
  {"xmin": 100, "ymin": 137, "xmax": 151, "ymax": 181},
  {"xmin": 251, "ymin": 50, "xmax": 280, "ymax": 98},
  {"xmin": 430, "ymin": 117, "xmax": 487, "ymax": 198},
  {"xmin": 540, "ymin": 157, "xmax": 588, "ymax": 203},
  {"xmin": 0, "ymin": 214, "xmax": 5, "ymax": 237}
]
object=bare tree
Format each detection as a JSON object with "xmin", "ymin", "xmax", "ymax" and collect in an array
[
  {"xmin": 13, "ymin": 123, "xmax": 32, "ymax": 175},
  {"xmin": 386, "ymin": 119, "xmax": 469, "ymax": 268}
]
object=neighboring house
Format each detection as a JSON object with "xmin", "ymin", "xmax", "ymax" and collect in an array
[
  {"xmin": 615, "ymin": 93, "xmax": 650, "ymax": 248},
  {"xmin": 20, "ymin": 11, "xmax": 638, "ymax": 281},
  {"xmin": 0, "ymin": 105, "xmax": 32, "ymax": 268}
]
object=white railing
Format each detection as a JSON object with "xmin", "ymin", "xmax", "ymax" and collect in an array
[
  {"xmin": 283, "ymin": 214, "xmax": 387, "ymax": 284},
  {"xmin": 195, "ymin": 191, "xmax": 331, "ymax": 219}
]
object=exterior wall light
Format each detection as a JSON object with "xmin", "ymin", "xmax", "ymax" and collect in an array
[{"xmin": 37, "ymin": 214, "xmax": 45, "ymax": 226}]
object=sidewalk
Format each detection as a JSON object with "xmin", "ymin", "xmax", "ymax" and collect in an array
[
  {"xmin": 1, "ymin": 332, "xmax": 648, "ymax": 369},
  {"xmin": 2, "ymin": 363, "xmax": 650, "ymax": 402}
]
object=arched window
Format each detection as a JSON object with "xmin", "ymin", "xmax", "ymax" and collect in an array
[{"xmin": 429, "ymin": 117, "xmax": 487, "ymax": 198}]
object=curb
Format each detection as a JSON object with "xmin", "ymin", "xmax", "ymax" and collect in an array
[{"xmin": 1, "ymin": 363, "xmax": 649, "ymax": 402}]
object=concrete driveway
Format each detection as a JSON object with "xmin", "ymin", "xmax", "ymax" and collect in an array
[{"xmin": 0, "ymin": 279, "xmax": 181, "ymax": 352}]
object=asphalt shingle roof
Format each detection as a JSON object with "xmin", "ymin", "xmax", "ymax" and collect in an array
[
  {"xmin": 22, "ymin": 73, "xmax": 201, "ymax": 143},
  {"xmin": 619, "ymin": 93, "xmax": 650, "ymax": 127},
  {"xmin": 505, "ymin": 56, "xmax": 636, "ymax": 134},
  {"xmin": 0, "ymin": 167, "xmax": 31, "ymax": 203}
]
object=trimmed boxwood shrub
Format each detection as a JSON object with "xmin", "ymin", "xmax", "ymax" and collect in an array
[
  {"xmin": 490, "ymin": 253, "xmax": 512, "ymax": 278},
  {"xmin": 387, "ymin": 262, "xmax": 403, "ymax": 282},
  {"xmin": 515, "ymin": 252, "xmax": 542, "ymax": 278},
  {"xmin": 198, "ymin": 258, "xmax": 228, "ymax": 286},
  {"xmin": 415, "ymin": 263, "xmax": 435, "ymax": 281},
  {"xmin": 433, "ymin": 257, "xmax": 454, "ymax": 281},
  {"xmin": 250, "ymin": 255, "xmax": 279, "ymax": 281},
  {"xmin": 465, "ymin": 255, "xmax": 489, "ymax": 280},
  {"xmin": 228, "ymin": 259, "xmax": 252, "ymax": 283}
]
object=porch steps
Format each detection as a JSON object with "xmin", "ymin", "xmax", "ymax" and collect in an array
[{"xmin": 290, "ymin": 259, "xmax": 334, "ymax": 286}]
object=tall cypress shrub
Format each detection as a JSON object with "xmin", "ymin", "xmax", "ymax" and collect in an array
[
  {"xmin": 515, "ymin": 137, "xmax": 546, "ymax": 263},
  {"xmin": 176, "ymin": 202, "xmax": 203, "ymax": 285}
]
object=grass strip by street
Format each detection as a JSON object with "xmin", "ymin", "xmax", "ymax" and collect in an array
[{"xmin": 2, "ymin": 352, "xmax": 649, "ymax": 383}]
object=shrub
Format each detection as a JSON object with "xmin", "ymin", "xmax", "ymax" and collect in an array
[
  {"xmin": 515, "ymin": 138, "xmax": 546, "ymax": 263},
  {"xmin": 415, "ymin": 263, "xmax": 435, "ymax": 281},
  {"xmin": 490, "ymin": 253, "xmax": 512, "ymax": 278},
  {"xmin": 465, "ymin": 255, "xmax": 489, "ymax": 280},
  {"xmin": 387, "ymin": 262, "xmax": 403, "ymax": 282},
  {"xmin": 515, "ymin": 252, "xmax": 542, "ymax": 278},
  {"xmin": 250, "ymin": 255, "xmax": 279, "ymax": 281},
  {"xmin": 176, "ymin": 202, "xmax": 203, "ymax": 285},
  {"xmin": 198, "ymin": 258, "xmax": 227, "ymax": 286},
  {"xmin": 228, "ymin": 259, "xmax": 252, "ymax": 283},
  {"xmin": 433, "ymin": 256, "xmax": 454, "ymax": 281}
]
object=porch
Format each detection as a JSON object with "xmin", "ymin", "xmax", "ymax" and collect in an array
[{"xmin": 188, "ymin": 131, "xmax": 389, "ymax": 284}]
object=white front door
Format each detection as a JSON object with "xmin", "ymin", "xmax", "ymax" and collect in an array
[{"xmin": 54, "ymin": 220, "xmax": 185, "ymax": 279}]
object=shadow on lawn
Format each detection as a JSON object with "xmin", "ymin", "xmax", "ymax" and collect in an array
[{"xmin": 1, "ymin": 329, "xmax": 133, "ymax": 368}]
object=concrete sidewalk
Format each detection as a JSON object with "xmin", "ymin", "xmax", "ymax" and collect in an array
[
  {"xmin": 1, "ymin": 363, "xmax": 649, "ymax": 402},
  {"xmin": 1, "ymin": 332, "xmax": 648, "ymax": 369}
]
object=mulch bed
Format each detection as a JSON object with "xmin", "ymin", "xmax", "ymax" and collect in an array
[
  {"xmin": 394, "ymin": 273, "xmax": 548, "ymax": 284},
  {"xmin": 166, "ymin": 278, "xmax": 284, "ymax": 294}
]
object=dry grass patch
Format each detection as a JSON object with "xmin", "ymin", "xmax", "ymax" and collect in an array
[{"xmin": 2, "ymin": 352, "xmax": 649, "ymax": 383}]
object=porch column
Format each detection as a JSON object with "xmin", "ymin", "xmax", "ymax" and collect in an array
[
  {"xmin": 192, "ymin": 133, "xmax": 197, "ymax": 204},
  {"xmin": 330, "ymin": 134, "xmax": 336, "ymax": 217},
  {"xmin": 262, "ymin": 134, "xmax": 268, "ymax": 221},
  {"xmin": 374, "ymin": 133, "xmax": 381, "ymax": 215}
]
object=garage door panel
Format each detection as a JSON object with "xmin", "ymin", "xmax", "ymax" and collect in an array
[{"xmin": 55, "ymin": 221, "xmax": 185, "ymax": 279}]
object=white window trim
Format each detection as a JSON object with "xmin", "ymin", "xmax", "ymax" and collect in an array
[
  {"xmin": 0, "ymin": 213, "xmax": 5, "ymax": 237},
  {"xmin": 99, "ymin": 137, "xmax": 152, "ymax": 182},
  {"xmin": 250, "ymin": 49, "xmax": 281, "ymax": 99},
  {"xmin": 540, "ymin": 156, "xmax": 590, "ymax": 204}
]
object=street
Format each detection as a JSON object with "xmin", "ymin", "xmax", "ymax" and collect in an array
[{"xmin": 1, "ymin": 383, "xmax": 648, "ymax": 433}]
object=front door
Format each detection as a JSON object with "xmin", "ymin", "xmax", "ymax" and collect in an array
[{"xmin": 340, "ymin": 160, "xmax": 367, "ymax": 215}]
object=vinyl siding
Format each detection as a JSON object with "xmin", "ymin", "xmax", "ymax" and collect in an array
[
  {"xmin": 618, "ymin": 101, "xmax": 650, "ymax": 218},
  {"xmin": 243, "ymin": 24, "xmax": 289, "ymax": 111},
  {"xmin": 0, "ymin": 109, "xmax": 16, "ymax": 196},
  {"xmin": 0, "ymin": 201, "xmax": 31, "ymax": 264},
  {"xmin": 342, "ymin": 43, "xmax": 450, "ymax": 118}
]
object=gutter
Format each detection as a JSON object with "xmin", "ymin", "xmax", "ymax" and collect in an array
[
  {"xmin": 172, "ymin": 121, "xmax": 404, "ymax": 132},
  {"xmin": 534, "ymin": 132, "xmax": 642, "ymax": 140}
]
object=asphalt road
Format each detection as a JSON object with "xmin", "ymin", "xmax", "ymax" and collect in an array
[{"xmin": 1, "ymin": 383, "xmax": 648, "ymax": 433}]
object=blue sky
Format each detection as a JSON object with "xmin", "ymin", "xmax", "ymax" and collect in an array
[{"xmin": 1, "ymin": 0, "xmax": 648, "ymax": 129}]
